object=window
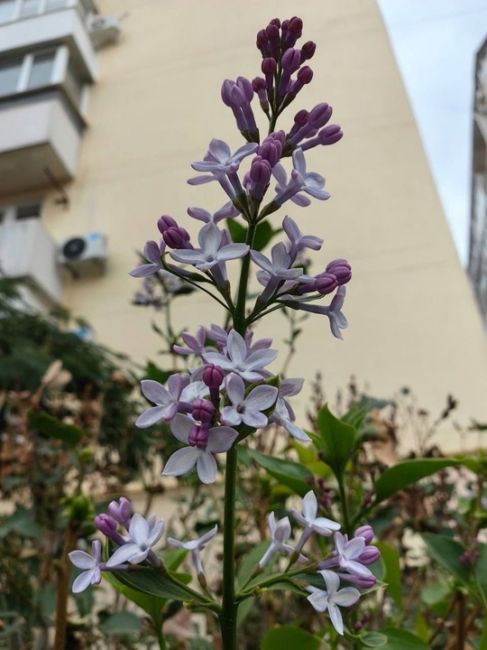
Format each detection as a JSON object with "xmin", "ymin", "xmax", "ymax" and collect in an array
[
  {"xmin": 64, "ymin": 62, "xmax": 84, "ymax": 106},
  {"xmin": 27, "ymin": 51, "xmax": 56, "ymax": 89},
  {"xmin": 46, "ymin": 0, "xmax": 68, "ymax": 10},
  {"xmin": 0, "ymin": 0, "xmax": 15, "ymax": 23},
  {"xmin": 19, "ymin": 0, "xmax": 40, "ymax": 17},
  {"xmin": 0, "ymin": 57, "xmax": 23, "ymax": 96},
  {"xmin": 15, "ymin": 203, "xmax": 42, "ymax": 220}
]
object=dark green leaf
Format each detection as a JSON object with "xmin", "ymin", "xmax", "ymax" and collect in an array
[
  {"xmin": 27, "ymin": 410, "xmax": 85, "ymax": 446},
  {"xmin": 373, "ymin": 459, "xmax": 460, "ymax": 505},
  {"xmin": 112, "ymin": 567, "xmax": 207, "ymax": 604},
  {"xmin": 376, "ymin": 542, "xmax": 402, "ymax": 609},
  {"xmin": 237, "ymin": 541, "xmax": 270, "ymax": 587},
  {"xmin": 104, "ymin": 572, "xmax": 166, "ymax": 623},
  {"xmin": 360, "ymin": 632, "xmax": 388, "ymax": 647},
  {"xmin": 262, "ymin": 624, "xmax": 321, "ymax": 650},
  {"xmin": 247, "ymin": 448, "xmax": 313, "ymax": 496},
  {"xmin": 421, "ymin": 533, "xmax": 469, "ymax": 582},
  {"xmin": 313, "ymin": 404, "xmax": 357, "ymax": 478},
  {"xmin": 227, "ymin": 220, "xmax": 277, "ymax": 251},
  {"xmin": 144, "ymin": 361, "xmax": 173, "ymax": 385},
  {"xmin": 100, "ymin": 611, "xmax": 142, "ymax": 636},
  {"xmin": 475, "ymin": 543, "xmax": 487, "ymax": 601},
  {"xmin": 376, "ymin": 629, "xmax": 428, "ymax": 650}
]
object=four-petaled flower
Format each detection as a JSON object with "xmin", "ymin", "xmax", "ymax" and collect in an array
[
  {"xmin": 251, "ymin": 242, "xmax": 303, "ymax": 283},
  {"xmin": 332, "ymin": 532, "xmax": 374, "ymax": 578},
  {"xmin": 259, "ymin": 512, "xmax": 294, "ymax": 567},
  {"xmin": 129, "ymin": 239, "xmax": 165, "ymax": 278},
  {"xmin": 306, "ymin": 570, "xmax": 360, "ymax": 635},
  {"xmin": 168, "ymin": 525, "xmax": 218, "ymax": 576},
  {"xmin": 170, "ymin": 223, "xmax": 249, "ymax": 271},
  {"xmin": 290, "ymin": 148, "xmax": 330, "ymax": 200},
  {"xmin": 106, "ymin": 513, "xmax": 165, "ymax": 567},
  {"xmin": 163, "ymin": 414, "xmax": 238, "ymax": 484},
  {"xmin": 136, "ymin": 374, "xmax": 191, "ymax": 427},
  {"xmin": 191, "ymin": 139, "xmax": 258, "ymax": 177},
  {"xmin": 283, "ymin": 215, "xmax": 323, "ymax": 261},
  {"xmin": 69, "ymin": 540, "xmax": 103, "ymax": 593},
  {"xmin": 187, "ymin": 202, "xmax": 240, "ymax": 224},
  {"xmin": 173, "ymin": 326, "xmax": 207, "ymax": 357},
  {"xmin": 292, "ymin": 490, "xmax": 341, "ymax": 552},
  {"xmin": 203, "ymin": 329, "xmax": 277, "ymax": 382},
  {"xmin": 221, "ymin": 373, "xmax": 278, "ymax": 428}
]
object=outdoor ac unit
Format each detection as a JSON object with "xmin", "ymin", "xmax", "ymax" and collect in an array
[
  {"xmin": 88, "ymin": 15, "xmax": 121, "ymax": 49},
  {"xmin": 59, "ymin": 232, "xmax": 107, "ymax": 278}
]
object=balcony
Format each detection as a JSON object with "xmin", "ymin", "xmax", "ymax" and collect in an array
[
  {"xmin": 0, "ymin": 2, "xmax": 97, "ymax": 80},
  {"xmin": 0, "ymin": 92, "xmax": 82, "ymax": 196},
  {"xmin": 0, "ymin": 218, "xmax": 62, "ymax": 305}
]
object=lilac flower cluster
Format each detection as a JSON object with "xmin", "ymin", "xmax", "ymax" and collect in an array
[
  {"xmin": 134, "ymin": 326, "xmax": 311, "ymax": 483},
  {"xmin": 259, "ymin": 491, "xmax": 380, "ymax": 636},
  {"xmin": 69, "ymin": 497, "xmax": 218, "ymax": 592}
]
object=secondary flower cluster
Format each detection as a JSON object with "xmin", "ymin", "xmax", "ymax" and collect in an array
[
  {"xmin": 260, "ymin": 491, "xmax": 380, "ymax": 636},
  {"xmin": 69, "ymin": 497, "xmax": 217, "ymax": 592}
]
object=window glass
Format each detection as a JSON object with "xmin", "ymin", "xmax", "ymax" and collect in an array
[
  {"xmin": 0, "ymin": 0, "xmax": 16, "ymax": 24},
  {"xmin": 64, "ymin": 63, "xmax": 84, "ymax": 106},
  {"xmin": 15, "ymin": 204, "xmax": 41, "ymax": 220},
  {"xmin": 0, "ymin": 211, "xmax": 5, "ymax": 225},
  {"xmin": 27, "ymin": 51, "xmax": 55, "ymax": 89},
  {"xmin": 19, "ymin": 0, "xmax": 40, "ymax": 17},
  {"xmin": 45, "ymin": 0, "xmax": 67, "ymax": 11},
  {"xmin": 0, "ymin": 58, "xmax": 23, "ymax": 96}
]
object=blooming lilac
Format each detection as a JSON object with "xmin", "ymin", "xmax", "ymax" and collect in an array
[
  {"xmin": 187, "ymin": 202, "xmax": 240, "ymax": 224},
  {"xmin": 163, "ymin": 414, "xmax": 238, "ymax": 484},
  {"xmin": 129, "ymin": 239, "xmax": 165, "ymax": 278},
  {"xmin": 106, "ymin": 513, "xmax": 165, "ymax": 567},
  {"xmin": 173, "ymin": 326, "xmax": 207, "ymax": 357},
  {"xmin": 286, "ymin": 286, "xmax": 348, "ymax": 339},
  {"xmin": 258, "ymin": 512, "xmax": 294, "ymax": 567},
  {"xmin": 283, "ymin": 215, "xmax": 323, "ymax": 261},
  {"xmin": 221, "ymin": 373, "xmax": 278, "ymax": 428},
  {"xmin": 251, "ymin": 243, "xmax": 303, "ymax": 283},
  {"xmin": 203, "ymin": 329, "xmax": 277, "ymax": 382},
  {"xmin": 170, "ymin": 223, "xmax": 249, "ymax": 271},
  {"xmin": 306, "ymin": 570, "xmax": 360, "ymax": 636},
  {"xmin": 292, "ymin": 491, "xmax": 341, "ymax": 552},
  {"xmin": 136, "ymin": 374, "xmax": 189, "ymax": 427},
  {"xmin": 321, "ymin": 532, "xmax": 375, "ymax": 578},
  {"xmin": 289, "ymin": 148, "xmax": 330, "ymax": 201},
  {"xmin": 272, "ymin": 163, "xmax": 311, "ymax": 207},
  {"xmin": 69, "ymin": 540, "xmax": 103, "ymax": 593},
  {"xmin": 191, "ymin": 139, "xmax": 258, "ymax": 177},
  {"xmin": 168, "ymin": 525, "xmax": 218, "ymax": 576}
]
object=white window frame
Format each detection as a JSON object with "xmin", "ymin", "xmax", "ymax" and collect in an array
[
  {"xmin": 0, "ymin": 201, "xmax": 42, "ymax": 226},
  {"xmin": 1, "ymin": 44, "xmax": 68, "ymax": 94},
  {"xmin": 1, "ymin": 0, "xmax": 77, "ymax": 23}
]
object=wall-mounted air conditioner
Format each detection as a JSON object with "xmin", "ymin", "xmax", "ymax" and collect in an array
[
  {"xmin": 88, "ymin": 15, "xmax": 121, "ymax": 49},
  {"xmin": 59, "ymin": 232, "xmax": 107, "ymax": 277}
]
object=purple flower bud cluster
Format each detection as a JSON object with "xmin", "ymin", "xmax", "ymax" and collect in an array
[
  {"xmin": 221, "ymin": 77, "xmax": 259, "ymax": 142},
  {"xmin": 158, "ymin": 215, "xmax": 192, "ymax": 250},
  {"xmin": 286, "ymin": 102, "xmax": 343, "ymax": 154}
]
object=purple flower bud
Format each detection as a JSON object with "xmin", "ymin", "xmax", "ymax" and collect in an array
[
  {"xmin": 326, "ymin": 259, "xmax": 352, "ymax": 285},
  {"xmin": 95, "ymin": 513, "xmax": 118, "ymax": 536},
  {"xmin": 294, "ymin": 109, "xmax": 309, "ymax": 126},
  {"xmin": 301, "ymin": 41, "xmax": 316, "ymax": 62},
  {"xmin": 252, "ymin": 77, "xmax": 266, "ymax": 93},
  {"xmin": 157, "ymin": 214, "xmax": 178, "ymax": 234},
  {"xmin": 189, "ymin": 425, "xmax": 210, "ymax": 449},
  {"xmin": 269, "ymin": 17, "xmax": 281, "ymax": 28},
  {"xmin": 314, "ymin": 272, "xmax": 338, "ymax": 296},
  {"xmin": 237, "ymin": 76, "xmax": 254, "ymax": 103},
  {"xmin": 297, "ymin": 66, "xmax": 313, "ymax": 85},
  {"xmin": 283, "ymin": 16, "xmax": 303, "ymax": 48},
  {"xmin": 318, "ymin": 124, "xmax": 343, "ymax": 145},
  {"xmin": 358, "ymin": 546, "xmax": 381, "ymax": 565},
  {"xmin": 163, "ymin": 226, "xmax": 191, "ymax": 249},
  {"xmin": 340, "ymin": 572, "xmax": 377, "ymax": 589},
  {"xmin": 259, "ymin": 141, "xmax": 281, "ymax": 167},
  {"xmin": 256, "ymin": 29, "xmax": 270, "ymax": 56},
  {"xmin": 265, "ymin": 23, "xmax": 280, "ymax": 43},
  {"xmin": 192, "ymin": 399, "xmax": 216, "ymax": 424},
  {"xmin": 282, "ymin": 48, "xmax": 301, "ymax": 73},
  {"xmin": 354, "ymin": 525, "xmax": 375, "ymax": 545},
  {"xmin": 108, "ymin": 497, "xmax": 133, "ymax": 527},
  {"xmin": 262, "ymin": 57, "xmax": 277, "ymax": 76},
  {"xmin": 202, "ymin": 364, "xmax": 225, "ymax": 388},
  {"xmin": 309, "ymin": 103, "xmax": 333, "ymax": 128},
  {"xmin": 288, "ymin": 16, "xmax": 303, "ymax": 35},
  {"xmin": 250, "ymin": 157, "xmax": 272, "ymax": 184}
]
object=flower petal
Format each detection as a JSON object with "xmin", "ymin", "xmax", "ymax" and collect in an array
[
  {"xmin": 72, "ymin": 569, "xmax": 96, "ymax": 593},
  {"xmin": 242, "ymin": 410, "xmax": 267, "ymax": 428},
  {"xmin": 69, "ymin": 550, "xmax": 95, "ymax": 570},
  {"xmin": 140, "ymin": 380, "xmax": 169, "ymax": 405},
  {"xmin": 170, "ymin": 250, "xmax": 205, "ymax": 265},
  {"xmin": 206, "ymin": 427, "xmax": 238, "ymax": 453},
  {"xmin": 245, "ymin": 385, "xmax": 278, "ymax": 411},
  {"xmin": 226, "ymin": 373, "xmax": 245, "ymax": 406},
  {"xmin": 208, "ymin": 138, "xmax": 231, "ymax": 163},
  {"xmin": 333, "ymin": 587, "xmax": 361, "ymax": 608},
  {"xmin": 245, "ymin": 349, "xmax": 277, "ymax": 371},
  {"xmin": 328, "ymin": 602, "xmax": 344, "ymax": 635},
  {"xmin": 129, "ymin": 263, "xmax": 159, "ymax": 277},
  {"xmin": 106, "ymin": 543, "xmax": 141, "ymax": 567},
  {"xmin": 135, "ymin": 405, "xmax": 168, "ymax": 428},
  {"xmin": 226, "ymin": 330, "xmax": 248, "ymax": 365},
  {"xmin": 196, "ymin": 452, "xmax": 218, "ymax": 484},
  {"xmin": 319, "ymin": 569, "xmax": 340, "ymax": 595},
  {"xmin": 129, "ymin": 513, "xmax": 149, "ymax": 545},
  {"xmin": 170, "ymin": 414, "xmax": 194, "ymax": 444},
  {"xmin": 302, "ymin": 490, "xmax": 318, "ymax": 521},
  {"xmin": 217, "ymin": 243, "xmax": 249, "ymax": 262},
  {"xmin": 307, "ymin": 588, "xmax": 328, "ymax": 613},
  {"xmin": 313, "ymin": 517, "xmax": 341, "ymax": 535},
  {"xmin": 162, "ymin": 446, "xmax": 200, "ymax": 477},
  {"xmin": 221, "ymin": 406, "xmax": 242, "ymax": 426}
]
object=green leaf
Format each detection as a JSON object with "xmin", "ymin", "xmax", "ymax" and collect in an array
[
  {"xmin": 421, "ymin": 533, "xmax": 469, "ymax": 583},
  {"xmin": 0, "ymin": 507, "xmax": 41, "ymax": 538},
  {"xmin": 479, "ymin": 617, "xmax": 487, "ymax": 650},
  {"xmin": 226, "ymin": 219, "xmax": 247, "ymax": 244},
  {"xmin": 227, "ymin": 220, "xmax": 277, "ymax": 252},
  {"xmin": 247, "ymin": 448, "xmax": 313, "ymax": 496},
  {"xmin": 313, "ymin": 404, "xmax": 357, "ymax": 478},
  {"xmin": 111, "ymin": 567, "xmax": 207, "ymax": 604},
  {"xmin": 376, "ymin": 629, "xmax": 429, "ymax": 650},
  {"xmin": 475, "ymin": 543, "xmax": 487, "ymax": 603},
  {"xmin": 360, "ymin": 632, "xmax": 388, "ymax": 647},
  {"xmin": 376, "ymin": 542, "xmax": 402, "ymax": 609},
  {"xmin": 373, "ymin": 459, "xmax": 460, "ymax": 505},
  {"xmin": 104, "ymin": 571, "xmax": 166, "ymax": 624},
  {"xmin": 101, "ymin": 611, "xmax": 142, "ymax": 636},
  {"xmin": 262, "ymin": 624, "xmax": 321, "ymax": 650},
  {"xmin": 420, "ymin": 579, "xmax": 451, "ymax": 606},
  {"xmin": 27, "ymin": 410, "xmax": 84, "ymax": 446},
  {"xmin": 237, "ymin": 541, "xmax": 270, "ymax": 587},
  {"xmin": 144, "ymin": 361, "xmax": 172, "ymax": 385}
]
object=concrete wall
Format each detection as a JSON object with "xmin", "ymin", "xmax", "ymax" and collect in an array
[{"xmin": 35, "ymin": 0, "xmax": 487, "ymax": 446}]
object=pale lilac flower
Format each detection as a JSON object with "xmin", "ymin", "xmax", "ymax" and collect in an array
[
  {"xmin": 129, "ymin": 240, "xmax": 165, "ymax": 278},
  {"xmin": 292, "ymin": 491, "xmax": 341, "ymax": 552},
  {"xmin": 108, "ymin": 497, "xmax": 132, "ymax": 529},
  {"xmin": 221, "ymin": 373, "xmax": 278, "ymax": 428},
  {"xmin": 251, "ymin": 243, "xmax": 303, "ymax": 282},
  {"xmin": 170, "ymin": 223, "xmax": 249, "ymax": 271},
  {"xmin": 69, "ymin": 540, "xmax": 103, "ymax": 593},
  {"xmin": 272, "ymin": 163, "xmax": 311, "ymax": 207},
  {"xmin": 290, "ymin": 148, "xmax": 330, "ymax": 200},
  {"xmin": 271, "ymin": 397, "xmax": 309, "ymax": 442},
  {"xmin": 283, "ymin": 215, "xmax": 323, "ymax": 261},
  {"xmin": 163, "ymin": 414, "xmax": 238, "ymax": 484},
  {"xmin": 173, "ymin": 326, "xmax": 207, "ymax": 357},
  {"xmin": 203, "ymin": 330, "xmax": 277, "ymax": 382},
  {"xmin": 306, "ymin": 570, "xmax": 360, "ymax": 635},
  {"xmin": 285, "ymin": 286, "xmax": 348, "ymax": 339},
  {"xmin": 191, "ymin": 139, "xmax": 258, "ymax": 177},
  {"xmin": 168, "ymin": 525, "xmax": 218, "ymax": 576},
  {"xmin": 106, "ymin": 513, "xmax": 165, "ymax": 567},
  {"xmin": 332, "ymin": 532, "xmax": 374, "ymax": 578},
  {"xmin": 136, "ymin": 374, "xmax": 190, "ymax": 427},
  {"xmin": 187, "ymin": 202, "xmax": 240, "ymax": 224},
  {"xmin": 258, "ymin": 512, "xmax": 294, "ymax": 567}
]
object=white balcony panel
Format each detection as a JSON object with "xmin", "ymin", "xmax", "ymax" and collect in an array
[
  {"xmin": 0, "ymin": 219, "xmax": 62, "ymax": 303},
  {"xmin": 0, "ymin": 8, "xmax": 97, "ymax": 79},
  {"xmin": 0, "ymin": 95, "xmax": 81, "ymax": 195}
]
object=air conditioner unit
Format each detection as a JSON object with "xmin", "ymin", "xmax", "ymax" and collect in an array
[
  {"xmin": 88, "ymin": 15, "xmax": 121, "ymax": 49},
  {"xmin": 59, "ymin": 232, "xmax": 107, "ymax": 278}
]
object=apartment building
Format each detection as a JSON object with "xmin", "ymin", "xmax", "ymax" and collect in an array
[{"xmin": 1, "ymin": 0, "xmax": 487, "ymax": 444}]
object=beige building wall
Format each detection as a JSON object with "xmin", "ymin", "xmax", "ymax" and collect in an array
[{"xmin": 38, "ymin": 0, "xmax": 487, "ymax": 444}]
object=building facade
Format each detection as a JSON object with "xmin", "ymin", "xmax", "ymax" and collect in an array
[{"xmin": 2, "ymin": 0, "xmax": 487, "ymax": 447}]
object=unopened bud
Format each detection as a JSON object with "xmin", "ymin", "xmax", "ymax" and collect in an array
[{"xmin": 202, "ymin": 364, "xmax": 225, "ymax": 389}]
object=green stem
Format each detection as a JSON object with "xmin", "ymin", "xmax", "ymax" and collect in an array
[
  {"xmin": 156, "ymin": 624, "xmax": 166, "ymax": 650},
  {"xmin": 337, "ymin": 477, "xmax": 351, "ymax": 536}
]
